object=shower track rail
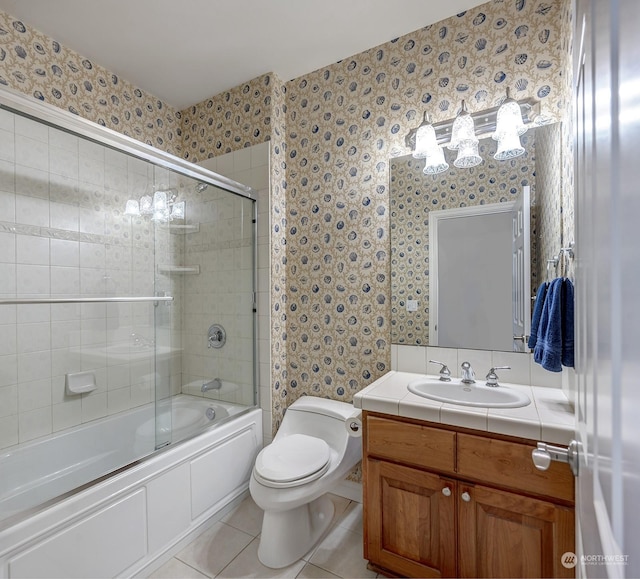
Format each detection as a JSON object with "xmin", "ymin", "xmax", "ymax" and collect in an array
[{"xmin": 0, "ymin": 296, "xmax": 174, "ymax": 305}]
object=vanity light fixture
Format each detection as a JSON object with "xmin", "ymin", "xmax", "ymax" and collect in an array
[
  {"xmin": 405, "ymin": 93, "xmax": 540, "ymax": 159},
  {"xmin": 412, "ymin": 112, "xmax": 449, "ymax": 174},
  {"xmin": 124, "ymin": 185, "xmax": 184, "ymax": 223}
]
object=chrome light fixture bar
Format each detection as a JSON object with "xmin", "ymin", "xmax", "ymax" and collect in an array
[{"xmin": 405, "ymin": 97, "xmax": 540, "ymax": 151}]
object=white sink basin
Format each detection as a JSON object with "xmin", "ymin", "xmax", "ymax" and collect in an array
[{"xmin": 407, "ymin": 378, "xmax": 531, "ymax": 408}]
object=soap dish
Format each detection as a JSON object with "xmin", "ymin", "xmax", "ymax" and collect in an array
[{"xmin": 65, "ymin": 371, "xmax": 97, "ymax": 395}]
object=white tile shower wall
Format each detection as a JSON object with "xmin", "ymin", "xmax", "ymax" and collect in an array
[
  {"xmin": 197, "ymin": 142, "xmax": 271, "ymax": 443},
  {"xmin": 392, "ymin": 344, "xmax": 563, "ymax": 389},
  {"xmin": 0, "ymin": 112, "xmax": 172, "ymax": 450}
]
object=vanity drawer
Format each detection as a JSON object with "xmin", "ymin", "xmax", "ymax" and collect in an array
[
  {"xmin": 456, "ymin": 433, "xmax": 575, "ymax": 503},
  {"xmin": 365, "ymin": 415, "xmax": 455, "ymax": 473}
]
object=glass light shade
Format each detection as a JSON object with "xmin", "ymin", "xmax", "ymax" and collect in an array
[
  {"xmin": 170, "ymin": 201, "xmax": 185, "ymax": 220},
  {"xmin": 423, "ymin": 146, "xmax": 449, "ymax": 175},
  {"xmin": 494, "ymin": 129, "xmax": 525, "ymax": 160},
  {"xmin": 139, "ymin": 195, "xmax": 153, "ymax": 214},
  {"xmin": 151, "ymin": 207, "xmax": 171, "ymax": 222},
  {"xmin": 448, "ymin": 111, "xmax": 476, "ymax": 150},
  {"xmin": 152, "ymin": 191, "xmax": 168, "ymax": 212},
  {"xmin": 413, "ymin": 123, "xmax": 439, "ymax": 159},
  {"xmin": 124, "ymin": 199, "xmax": 140, "ymax": 216},
  {"xmin": 454, "ymin": 139, "xmax": 482, "ymax": 168},
  {"xmin": 493, "ymin": 99, "xmax": 527, "ymax": 140}
]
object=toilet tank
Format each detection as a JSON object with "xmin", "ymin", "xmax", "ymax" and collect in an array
[{"xmin": 278, "ymin": 396, "xmax": 355, "ymax": 451}]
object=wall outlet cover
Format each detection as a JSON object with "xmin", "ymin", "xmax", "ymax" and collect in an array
[{"xmin": 406, "ymin": 300, "xmax": 419, "ymax": 312}]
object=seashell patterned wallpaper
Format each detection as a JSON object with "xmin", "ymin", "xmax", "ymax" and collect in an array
[
  {"xmin": 0, "ymin": 0, "xmax": 574, "ymax": 432},
  {"xmin": 390, "ymin": 134, "xmax": 537, "ymax": 346},
  {"xmin": 533, "ymin": 122, "xmax": 563, "ymax": 284},
  {"xmin": 269, "ymin": 0, "xmax": 572, "ymax": 428},
  {"xmin": 559, "ymin": 0, "xmax": 575, "ymax": 281},
  {"xmin": 180, "ymin": 73, "xmax": 276, "ymax": 160},
  {"xmin": 0, "ymin": 11, "xmax": 182, "ymax": 155}
]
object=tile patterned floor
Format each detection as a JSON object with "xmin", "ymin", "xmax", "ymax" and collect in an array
[{"xmin": 148, "ymin": 494, "xmax": 377, "ymax": 579}]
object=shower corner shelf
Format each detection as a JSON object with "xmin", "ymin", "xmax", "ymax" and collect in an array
[
  {"xmin": 168, "ymin": 223, "xmax": 200, "ymax": 234},
  {"xmin": 157, "ymin": 265, "xmax": 200, "ymax": 275}
]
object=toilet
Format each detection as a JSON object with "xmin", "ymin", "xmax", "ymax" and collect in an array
[{"xmin": 249, "ymin": 395, "xmax": 362, "ymax": 568}]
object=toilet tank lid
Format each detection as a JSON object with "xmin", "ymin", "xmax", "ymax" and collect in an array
[{"xmin": 288, "ymin": 396, "xmax": 355, "ymax": 421}]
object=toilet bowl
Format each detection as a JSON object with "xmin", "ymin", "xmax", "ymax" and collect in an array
[{"xmin": 249, "ymin": 396, "xmax": 362, "ymax": 568}]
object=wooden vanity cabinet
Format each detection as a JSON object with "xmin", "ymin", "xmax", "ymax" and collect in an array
[{"xmin": 363, "ymin": 412, "xmax": 575, "ymax": 579}]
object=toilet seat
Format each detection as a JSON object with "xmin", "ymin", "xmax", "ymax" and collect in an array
[{"xmin": 254, "ymin": 434, "xmax": 331, "ymax": 488}]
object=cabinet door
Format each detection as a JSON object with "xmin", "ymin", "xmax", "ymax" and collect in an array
[
  {"xmin": 364, "ymin": 459, "xmax": 456, "ymax": 578},
  {"xmin": 458, "ymin": 483, "xmax": 575, "ymax": 578}
]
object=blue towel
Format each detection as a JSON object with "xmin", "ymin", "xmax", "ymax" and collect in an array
[
  {"xmin": 561, "ymin": 279, "xmax": 575, "ymax": 367},
  {"xmin": 528, "ymin": 282, "xmax": 549, "ymax": 349},
  {"xmin": 533, "ymin": 278, "xmax": 564, "ymax": 372}
]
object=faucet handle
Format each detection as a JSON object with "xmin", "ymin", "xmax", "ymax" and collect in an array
[
  {"xmin": 485, "ymin": 366, "xmax": 511, "ymax": 387},
  {"xmin": 428, "ymin": 360, "xmax": 451, "ymax": 382}
]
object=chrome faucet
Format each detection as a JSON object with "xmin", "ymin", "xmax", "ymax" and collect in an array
[
  {"xmin": 460, "ymin": 361, "xmax": 475, "ymax": 384},
  {"xmin": 202, "ymin": 378, "xmax": 222, "ymax": 392}
]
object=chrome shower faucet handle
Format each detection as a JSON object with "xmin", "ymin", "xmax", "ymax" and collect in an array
[{"xmin": 428, "ymin": 360, "xmax": 452, "ymax": 382}]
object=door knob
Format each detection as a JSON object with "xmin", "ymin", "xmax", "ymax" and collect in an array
[
  {"xmin": 442, "ymin": 487, "xmax": 452, "ymax": 497},
  {"xmin": 461, "ymin": 491, "xmax": 471, "ymax": 502}
]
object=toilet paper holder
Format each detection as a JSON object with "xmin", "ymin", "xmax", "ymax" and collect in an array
[{"xmin": 345, "ymin": 410, "xmax": 362, "ymax": 437}]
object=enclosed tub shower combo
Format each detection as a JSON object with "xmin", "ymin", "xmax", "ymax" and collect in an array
[{"xmin": 0, "ymin": 88, "xmax": 262, "ymax": 578}]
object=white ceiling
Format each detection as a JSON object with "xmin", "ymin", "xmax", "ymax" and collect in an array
[{"xmin": 0, "ymin": 0, "xmax": 486, "ymax": 110}]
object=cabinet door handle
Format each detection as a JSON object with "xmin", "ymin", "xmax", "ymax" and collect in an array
[
  {"xmin": 461, "ymin": 491, "xmax": 471, "ymax": 502},
  {"xmin": 442, "ymin": 487, "xmax": 452, "ymax": 497}
]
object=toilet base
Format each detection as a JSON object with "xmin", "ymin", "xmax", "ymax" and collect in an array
[{"xmin": 257, "ymin": 494, "xmax": 335, "ymax": 569}]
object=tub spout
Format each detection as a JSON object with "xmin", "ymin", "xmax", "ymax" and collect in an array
[{"xmin": 202, "ymin": 378, "xmax": 222, "ymax": 392}]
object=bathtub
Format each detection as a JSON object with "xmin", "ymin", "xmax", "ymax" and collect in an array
[{"xmin": 0, "ymin": 396, "xmax": 262, "ymax": 578}]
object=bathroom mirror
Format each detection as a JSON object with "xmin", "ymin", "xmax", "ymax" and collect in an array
[{"xmin": 390, "ymin": 122, "xmax": 563, "ymax": 350}]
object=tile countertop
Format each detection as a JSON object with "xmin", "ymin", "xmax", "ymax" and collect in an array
[{"xmin": 353, "ymin": 371, "xmax": 575, "ymax": 446}]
